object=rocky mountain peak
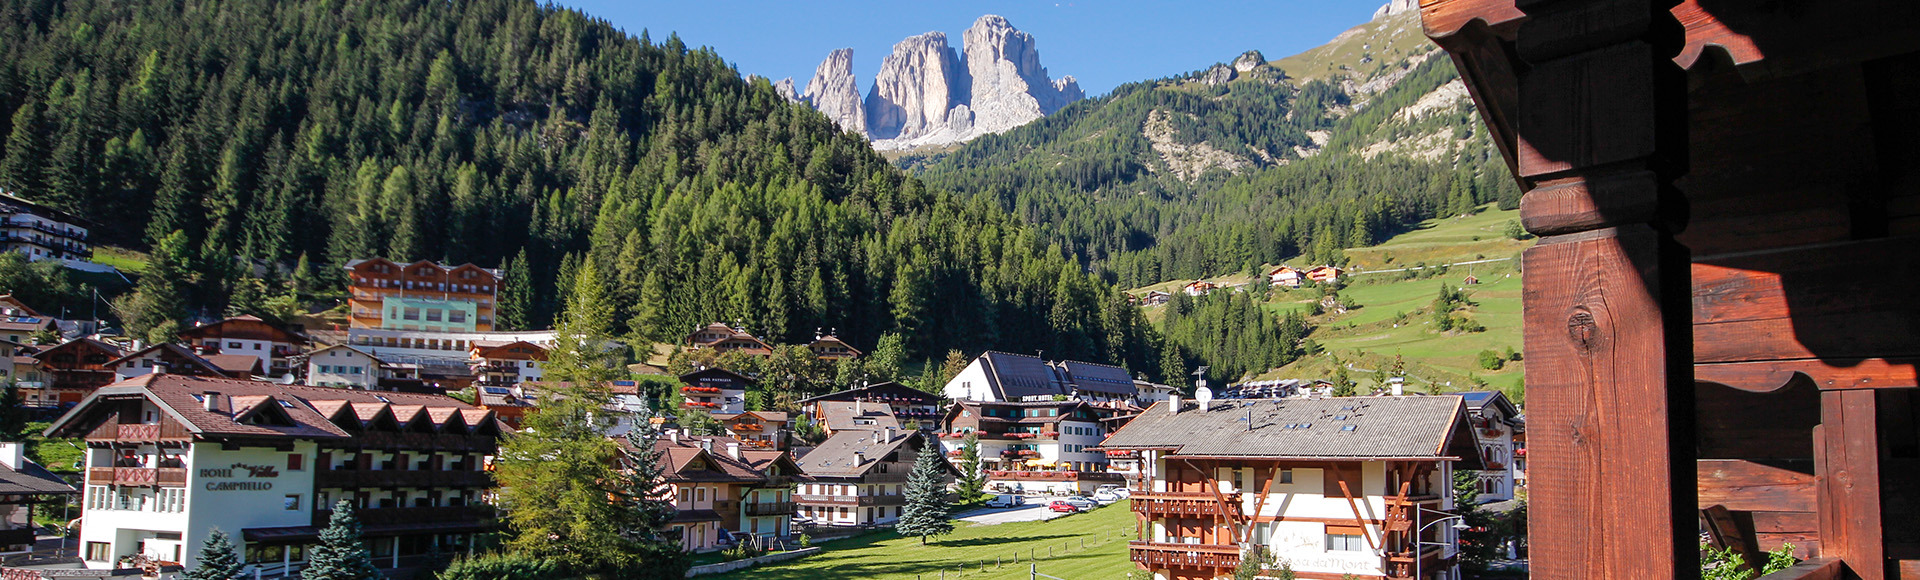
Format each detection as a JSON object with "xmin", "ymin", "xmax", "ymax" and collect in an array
[
  {"xmin": 1372, "ymin": 0, "xmax": 1419, "ymax": 20},
  {"xmin": 1233, "ymin": 50, "xmax": 1267, "ymax": 72},
  {"xmin": 866, "ymin": 31, "xmax": 966, "ymax": 141},
  {"xmin": 961, "ymin": 14, "xmax": 1076, "ymax": 136},
  {"xmin": 802, "ymin": 48, "xmax": 865, "ymax": 134},
  {"xmin": 772, "ymin": 77, "xmax": 799, "ymax": 103}
]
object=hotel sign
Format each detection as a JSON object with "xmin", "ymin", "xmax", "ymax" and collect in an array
[{"xmin": 201, "ymin": 463, "xmax": 281, "ymax": 491}]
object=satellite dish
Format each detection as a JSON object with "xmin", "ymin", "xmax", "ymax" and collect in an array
[{"xmin": 1195, "ymin": 386, "xmax": 1213, "ymax": 411}]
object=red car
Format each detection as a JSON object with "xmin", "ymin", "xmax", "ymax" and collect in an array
[{"xmin": 1048, "ymin": 500, "xmax": 1082, "ymax": 513}]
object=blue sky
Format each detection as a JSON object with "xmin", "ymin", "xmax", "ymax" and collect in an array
[{"xmin": 552, "ymin": 1, "xmax": 1391, "ymax": 97}]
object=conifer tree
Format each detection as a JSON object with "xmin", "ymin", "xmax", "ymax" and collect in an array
[
  {"xmin": 0, "ymin": 101, "xmax": 45, "ymax": 195},
  {"xmin": 182, "ymin": 528, "xmax": 244, "ymax": 580},
  {"xmin": 867, "ymin": 333, "xmax": 907, "ymax": 382},
  {"xmin": 496, "ymin": 249, "xmax": 532, "ymax": 331},
  {"xmin": 608, "ymin": 413, "xmax": 691, "ymax": 579},
  {"xmin": 954, "ymin": 432, "xmax": 988, "ymax": 504},
  {"xmin": 118, "ymin": 230, "xmax": 192, "ymax": 344},
  {"xmin": 301, "ymin": 501, "xmax": 381, "ymax": 580},
  {"xmin": 895, "ymin": 434, "xmax": 954, "ymax": 544},
  {"xmin": 1331, "ymin": 367, "xmax": 1357, "ymax": 397},
  {"xmin": 0, "ymin": 384, "xmax": 26, "ymax": 442}
]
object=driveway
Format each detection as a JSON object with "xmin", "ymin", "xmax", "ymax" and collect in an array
[{"xmin": 956, "ymin": 498, "xmax": 1119, "ymax": 526}]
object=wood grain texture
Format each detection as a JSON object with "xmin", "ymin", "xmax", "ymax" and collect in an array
[
  {"xmin": 1696, "ymin": 359, "xmax": 1920, "ymax": 392},
  {"xmin": 1754, "ymin": 557, "xmax": 1846, "ymax": 580},
  {"xmin": 1698, "ymin": 459, "xmax": 1816, "ymax": 513},
  {"xmin": 1816, "ymin": 390, "xmax": 1887, "ymax": 580},
  {"xmin": 1419, "ymin": 0, "xmax": 1526, "ymax": 39},
  {"xmin": 1521, "ymin": 170, "xmax": 1660, "ymax": 236},
  {"xmin": 1523, "ymin": 225, "xmax": 1691, "ymax": 579}
]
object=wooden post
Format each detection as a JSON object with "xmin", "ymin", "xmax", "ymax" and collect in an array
[
  {"xmin": 1815, "ymin": 390, "xmax": 1885, "ymax": 580},
  {"xmin": 1423, "ymin": 0, "xmax": 1699, "ymax": 578}
]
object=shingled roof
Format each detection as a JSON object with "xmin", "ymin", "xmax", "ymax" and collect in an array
[
  {"xmin": 815, "ymin": 400, "xmax": 900, "ymax": 432},
  {"xmin": 792, "ymin": 429, "xmax": 951, "ymax": 479},
  {"xmin": 1099, "ymin": 396, "xmax": 1482, "ymax": 467},
  {"xmin": 0, "ymin": 455, "xmax": 75, "ymax": 495},
  {"xmin": 43, "ymin": 374, "xmax": 500, "ymax": 441},
  {"xmin": 971, "ymin": 352, "xmax": 1137, "ymax": 399}
]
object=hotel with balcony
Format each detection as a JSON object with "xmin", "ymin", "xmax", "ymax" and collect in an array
[
  {"xmin": 468, "ymin": 341, "xmax": 546, "ymax": 386},
  {"xmin": 790, "ymin": 429, "xmax": 950, "ymax": 528},
  {"xmin": 798, "ymin": 382, "xmax": 943, "ymax": 433},
  {"xmin": 0, "ymin": 192, "xmax": 92, "ymax": 265},
  {"xmin": 680, "ymin": 367, "xmax": 751, "ymax": 414},
  {"xmin": 637, "ymin": 432, "xmax": 801, "ymax": 551},
  {"xmin": 45, "ymin": 374, "xmax": 501, "ymax": 574},
  {"xmin": 345, "ymin": 259, "xmax": 500, "ymax": 333},
  {"xmin": 177, "ymin": 316, "xmax": 310, "ymax": 378},
  {"xmin": 937, "ymin": 399, "xmax": 1132, "ymax": 494},
  {"xmin": 1458, "ymin": 391, "xmax": 1523, "ymax": 503},
  {"xmin": 942, "ymin": 351, "xmax": 1142, "ymax": 405},
  {"xmin": 1098, "ymin": 395, "xmax": 1481, "ymax": 580}
]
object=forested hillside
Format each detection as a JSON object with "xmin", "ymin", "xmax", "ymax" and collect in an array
[
  {"xmin": 0, "ymin": 0, "xmax": 1166, "ymax": 374},
  {"xmin": 911, "ymin": 12, "xmax": 1520, "ymax": 289}
]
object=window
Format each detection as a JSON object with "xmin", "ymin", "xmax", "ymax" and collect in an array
[
  {"xmin": 1325, "ymin": 525, "xmax": 1367, "ymax": 551},
  {"xmin": 86, "ymin": 542, "xmax": 111, "ymax": 562},
  {"xmin": 449, "ymin": 310, "xmax": 466, "ymax": 323},
  {"xmin": 403, "ymin": 308, "xmax": 421, "ymax": 321},
  {"xmin": 695, "ymin": 488, "xmax": 707, "ymax": 503},
  {"xmin": 288, "ymin": 454, "xmax": 305, "ymax": 471},
  {"xmin": 426, "ymin": 309, "xmax": 443, "ymax": 322},
  {"xmin": 284, "ymin": 495, "xmax": 301, "ymax": 511},
  {"xmin": 1280, "ymin": 469, "xmax": 1293, "ymax": 484},
  {"xmin": 227, "ymin": 342, "xmax": 242, "ymax": 349}
]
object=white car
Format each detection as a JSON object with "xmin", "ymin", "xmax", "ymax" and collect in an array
[
  {"xmin": 1091, "ymin": 489, "xmax": 1124, "ymax": 504},
  {"xmin": 1095, "ymin": 484, "xmax": 1130, "ymax": 498},
  {"xmin": 985, "ymin": 494, "xmax": 1026, "ymax": 508},
  {"xmin": 1059, "ymin": 496, "xmax": 1098, "ymax": 510}
]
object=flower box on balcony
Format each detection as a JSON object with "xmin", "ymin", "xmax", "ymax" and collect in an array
[{"xmin": 1041, "ymin": 431, "xmax": 1059, "ymax": 437}]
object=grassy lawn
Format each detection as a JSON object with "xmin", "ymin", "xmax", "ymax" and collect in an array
[
  {"xmin": 91, "ymin": 246, "xmax": 149, "ymax": 274},
  {"xmin": 710, "ymin": 501, "xmax": 1138, "ymax": 580}
]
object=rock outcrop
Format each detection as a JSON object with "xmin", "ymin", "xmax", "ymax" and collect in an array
[
  {"xmin": 1233, "ymin": 50, "xmax": 1267, "ymax": 72},
  {"xmin": 802, "ymin": 48, "xmax": 865, "ymax": 135},
  {"xmin": 772, "ymin": 77, "xmax": 800, "ymax": 103},
  {"xmin": 794, "ymin": 15, "xmax": 1081, "ymax": 149},
  {"xmin": 1372, "ymin": 0, "xmax": 1419, "ymax": 20},
  {"xmin": 1201, "ymin": 64, "xmax": 1236, "ymax": 86},
  {"xmin": 865, "ymin": 32, "xmax": 967, "ymax": 141}
]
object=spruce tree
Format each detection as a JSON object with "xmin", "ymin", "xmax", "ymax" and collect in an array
[
  {"xmin": 0, "ymin": 384, "xmax": 26, "ymax": 441},
  {"xmin": 895, "ymin": 434, "xmax": 954, "ymax": 544},
  {"xmin": 608, "ymin": 413, "xmax": 691, "ymax": 579},
  {"xmin": 0, "ymin": 101, "xmax": 45, "ymax": 195},
  {"xmin": 183, "ymin": 528, "xmax": 244, "ymax": 580},
  {"xmin": 496, "ymin": 249, "xmax": 532, "ymax": 331},
  {"xmin": 301, "ymin": 500, "xmax": 381, "ymax": 580},
  {"xmin": 954, "ymin": 433, "xmax": 987, "ymax": 504}
]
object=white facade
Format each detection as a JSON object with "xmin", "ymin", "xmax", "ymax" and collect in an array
[
  {"xmin": 346, "ymin": 327, "xmax": 559, "ymax": 365},
  {"xmin": 307, "ymin": 347, "xmax": 382, "ymax": 389},
  {"xmin": 1470, "ymin": 410, "xmax": 1518, "ymax": 503},
  {"xmin": 942, "ymin": 359, "xmax": 997, "ymax": 402},
  {"xmin": 110, "ymin": 351, "xmax": 167, "ymax": 381},
  {"xmin": 187, "ymin": 336, "xmax": 288, "ymax": 376},
  {"xmin": 80, "ymin": 441, "xmax": 317, "ymax": 569}
]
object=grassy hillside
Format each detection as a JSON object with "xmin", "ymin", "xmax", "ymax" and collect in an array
[
  {"xmin": 1132, "ymin": 205, "xmax": 1531, "ymax": 401},
  {"xmin": 712, "ymin": 502, "xmax": 1136, "ymax": 580},
  {"xmin": 1273, "ymin": 11, "xmax": 1436, "ymax": 83}
]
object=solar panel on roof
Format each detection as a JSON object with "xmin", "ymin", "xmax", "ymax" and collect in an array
[{"xmin": 483, "ymin": 387, "xmax": 511, "ymax": 395}]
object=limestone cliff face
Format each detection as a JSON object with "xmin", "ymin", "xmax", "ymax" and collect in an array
[
  {"xmin": 794, "ymin": 15, "xmax": 1082, "ymax": 149},
  {"xmin": 772, "ymin": 77, "xmax": 800, "ymax": 103},
  {"xmin": 1372, "ymin": 0, "xmax": 1419, "ymax": 20},
  {"xmin": 802, "ymin": 48, "xmax": 865, "ymax": 135},
  {"xmin": 865, "ymin": 32, "xmax": 966, "ymax": 141}
]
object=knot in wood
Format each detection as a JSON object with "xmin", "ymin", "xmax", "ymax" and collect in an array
[{"xmin": 1566, "ymin": 309, "xmax": 1599, "ymax": 353}]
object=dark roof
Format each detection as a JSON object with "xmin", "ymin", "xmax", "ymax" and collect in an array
[
  {"xmin": 669, "ymin": 509, "xmax": 724, "ymax": 524},
  {"xmin": 104, "ymin": 343, "xmax": 234, "ymax": 377},
  {"xmin": 1099, "ymin": 396, "xmax": 1478, "ymax": 462},
  {"xmin": 0, "ymin": 457, "xmax": 76, "ymax": 495},
  {"xmin": 206, "ymin": 354, "xmax": 264, "ymax": 376},
  {"xmin": 679, "ymin": 367, "xmax": 755, "ymax": 387},
  {"xmin": 816, "ymin": 401, "xmax": 899, "ymax": 432},
  {"xmin": 792, "ymin": 429, "xmax": 925, "ymax": 478},
  {"xmin": 44, "ymin": 374, "xmax": 495, "ymax": 441},
  {"xmin": 1458, "ymin": 391, "xmax": 1520, "ymax": 418},
  {"xmin": 796, "ymin": 381, "xmax": 940, "ymax": 405},
  {"xmin": 973, "ymin": 352, "xmax": 1137, "ymax": 399}
]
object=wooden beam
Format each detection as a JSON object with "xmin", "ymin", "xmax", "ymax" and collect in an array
[
  {"xmin": 1698, "ymin": 459, "xmax": 1816, "ymax": 513},
  {"xmin": 1816, "ymin": 390, "xmax": 1887, "ymax": 580},
  {"xmin": 1696, "ymin": 359, "xmax": 1920, "ymax": 393},
  {"xmin": 1703, "ymin": 504, "xmax": 1765, "ymax": 577}
]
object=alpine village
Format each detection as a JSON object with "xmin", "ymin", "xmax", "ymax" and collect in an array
[{"xmin": 0, "ymin": 0, "xmax": 1905, "ymax": 579}]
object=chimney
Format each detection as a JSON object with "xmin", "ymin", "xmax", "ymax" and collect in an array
[
  {"xmin": 0, "ymin": 442, "xmax": 23, "ymax": 470},
  {"xmin": 668, "ymin": 430, "xmax": 680, "ymax": 444},
  {"xmin": 885, "ymin": 427, "xmax": 896, "ymax": 441},
  {"xmin": 1389, "ymin": 377, "xmax": 1404, "ymax": 396},
  {"xmin": 853, "ymin": 451, "xmax": 866, "ymax": 464},
  {"xmin": 725, "ymin": 441, "xmax": 740, "ymax": 460},
  {"xmin": 202, "ymin": 392, "xmax": 219, "ymax": 412},
  {"xmin": 1168, "ymin": 394, "xmax": 1182, "ymax": 414},
  {"xmin": 853, "ymin": 399, "xmax": 861, "ymax": 415},
  {"xmin": 699, "ymin": 439, "xmax": 713, "ymax": 453}
]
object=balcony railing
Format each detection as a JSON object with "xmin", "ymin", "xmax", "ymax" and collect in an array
[
  {"xmin": 793, "ymin": 494, "xmax": 908, "ymax": 507},
  {"xmin": 987, "ymin": 470, "xmax": 1126, "ymax": 482},
  {"xmin": 87, "ymin": 467, "xmax": 187, "ymax": 487},
  {"xmin": 315, "ymin": 469, "xmax": 492, "ymax": 489},
  {"xmin": 311, "ymin": 505, "xmax": 494, "ymax": 527},
  {"xmin": 742, "ymin": 501, "xmax": 796, "ymax": 516},
  {"xmin": 1131, "ymin": 491, "xmax": 1241, "ymax": 518},
  {"xmin": 1129, "ymin": 541, "xmax": 1240, "ymax": 570}
]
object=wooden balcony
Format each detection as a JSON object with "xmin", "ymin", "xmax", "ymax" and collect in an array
[
  {"xmin": 1131, "ymin": 491, "xmax": 1241, "ymax": 518},
  {"xmin": 85, "ymin": 422, "xmax": 191, "ymax": 443},
  {"xmin": 1384, "ymin": 494, "xmax": 1444, "ymax": 507},
  {"xmin": 87, "ymin": 467, "xmax": 187, "ymax": 487},
  {"xmin": 793, "ymin": 494, "xmax": 908, "ymax": 507},
  {"xmin": 314, "ymin": 469, "xmax": 492, "ymax": 489},
  {"xmin": 312, "ymin": 505, "xmax": 494, "ymax": 527},
  {"xmin": 743, "ymin": 501, "xmax": 795, "ymax": 516},
  {"xmin": 1128, "ymin": 541, "xmax": 1239, "ymax": 570},
  {"xmin": 325, "ymin": 433, "xmax": 497, "ymax": 453},
  {"xmin": 987, "ymin": 470, "xmax": 1126, "ymax": 482}
]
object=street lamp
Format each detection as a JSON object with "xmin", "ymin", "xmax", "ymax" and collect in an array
[{"xmin": 1412, "ymin": 506, "xmax": 1471, "ymax": 580}]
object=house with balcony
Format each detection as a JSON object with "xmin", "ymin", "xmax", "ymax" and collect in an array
[
  {"xmin": 805, "ymin": 333, "xmax": 861, "ymax": 360},
  {"xmin": 1267, "ymin": 266, "xmax": 1304, "ymax": 288},
  {"xmin": 791, "ymin": 428, "xmax": 950, "ymax": 528},
  {"xmin": 680, "ymin": 367, "xmax": 751, "ymax": 414},
  {"xmin": 0, "ymin": 192, "xmax": 92, "ymax": 265},
  {"xmin": 942, "ymin": 352, "xmax": 1140, "ymax": 405},
  {"xmin": 106, "ymin": 343, "xmax": 249, "ymax": 381},
  {"xmin": 0, "ymin": 441, "xmax": 78, "ymax": 554},
  {"xmin": 638, "ymin": 432, "xmax": 801, "ymax": 551},
  {"xmin": 1458, "ymin": 391, "xmax": 1523, "ymax": 503},
  {"xmin": 177, "ymin": 316, "xmax": 309, "ymax": 378},
  {"xmin": 0, "ymin": 294, "xmax": 55, "ymax": 344},
  {"xmin": 712, "ymin": 410, "xmax": 789, "ymax": 450},
  {"xmin": 44, "ymin": 374, "xmax": 501, "ymax": 574},
  {"xmin": 809, "ymin": 400, "xmax": 900, "ymax": 437},
  {"xmin": 33, "ymin": 337, "xmax": 125, "ymax": 404},
  {"xmin": 682, "ymin": 323, "xmax": 774, "ymax": 357},
  {"xmin": 937, "ymin": 400, "xmax": 1131, "ymax": 494},
  {"xmin": 468, "ymin": 341, "xmax": 546, "ymax": 386},
  {"xmin": 344, "ymin": 259, "xmax": 500, "ymax": 332},
  {"xmin": 1098, "ymin": 395, "xmax": 1482, "ymax": 580},
  {"xmin": 798, "ymin": 382, "xmax": 942, "ymax": 432}
]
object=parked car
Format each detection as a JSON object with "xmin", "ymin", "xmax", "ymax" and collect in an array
[
  {"xmin": 1059, "ymin": 496, "xmax": 1097, "ymax": 510},
  {"xmin": 985, "ymin": 494, "xmax": 1026, "ymax": 508},
  {"xmin": 1095, "ymin": 484, "xmax": 1130, "ymax": 498},
  {"xmin": 1047, "ymin": 500, "xmax": 1083, "ymax": 513},
  {"xmin": 1091, "ymin": 489, "xmax": 1124, "ymax": 504}
]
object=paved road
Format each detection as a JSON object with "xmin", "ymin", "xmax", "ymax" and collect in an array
[{"xmin": 955, "ymin": 498, "xmax": 1124, "ymax": 526}]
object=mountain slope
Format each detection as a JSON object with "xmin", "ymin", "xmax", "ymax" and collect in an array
[
  {"xmin": 0, "ymin": 0, "xmax": 1162, "ymax": 374},
  {"xmin": 908, "ymin": 10, "xmax": 1517, "ymax": 289}
]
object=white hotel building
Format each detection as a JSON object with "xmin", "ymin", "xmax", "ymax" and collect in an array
[{"xmin": 46, "ymin": 374, "xmax": 501, "ymax": 573}]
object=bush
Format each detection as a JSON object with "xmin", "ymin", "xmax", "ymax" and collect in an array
[
  {"xmin": 434, "ymin": 552, "xmax": 564, "ymax": 580},
  {"xmin": 1477, "ymin": 350, "xmax": 1506, "ymax": 371}
]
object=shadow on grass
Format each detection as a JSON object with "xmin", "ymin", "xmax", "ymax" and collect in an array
[{"xmin": 926, "ymin": 533, "xmax": 1079, "ymax": 548}]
